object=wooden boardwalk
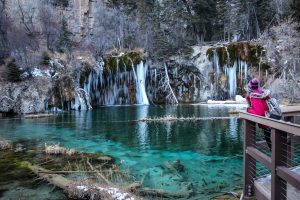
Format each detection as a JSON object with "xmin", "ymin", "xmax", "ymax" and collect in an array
[
  {"xmin": 255, "ymin": 167, "xmax": 300, "ymax": 200},
  {"xmin": 239, "ymin": 106, "xmax": 300, "ymax": 200}
]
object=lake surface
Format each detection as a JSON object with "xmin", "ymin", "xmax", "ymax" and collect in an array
[{"xmin": 0, "ymin": 104, "xmax": 246, "ymax": 199}]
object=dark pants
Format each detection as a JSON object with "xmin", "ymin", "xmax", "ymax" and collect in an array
[{"xmin": 264, "ymin": 128, "xmax": 272, "ymax": 150}]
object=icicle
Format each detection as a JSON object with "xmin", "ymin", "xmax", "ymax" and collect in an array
[
  {"xmin": 72, "ymin": 88, "xmax": 92, "ymax": 111},
  {"xmin": 135, "ymin": 61, "xmax": 149, "ymax": 105},
  {"xmin": 225, "ymin": 61, "xmax": 237, "ymax": 99},
  {"xmin": 213, "ymin": 49, "xmax": 220, "ymax": 75}
]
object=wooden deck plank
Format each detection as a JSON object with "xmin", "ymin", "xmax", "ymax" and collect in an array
[
  {"xmin": 282, "ymin": 106, "xmax": 300, "ymax": 117},
  {"xmin": 239, "ymin": 112, "xmax": 300, "ymax": 136},
  {"xmin": 255, "ymin": 167, "xmax": 300, "ymax": 200}
]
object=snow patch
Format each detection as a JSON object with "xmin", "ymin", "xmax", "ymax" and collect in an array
[
  {"xmin": 76, "ymin": 185, "xmax": 135, "ymax": 200},
  {"xmin": 32, "ymin": 68, "xmax": 43, "ymax": 77},
  {"xmin": 207, "ymin": 95, "xmax": 247, "ymax": 105}
]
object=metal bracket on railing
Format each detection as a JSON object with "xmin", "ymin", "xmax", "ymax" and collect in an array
[{"xmin": 246, "ymin": 184, "xmax": 253, "ymax": 196}]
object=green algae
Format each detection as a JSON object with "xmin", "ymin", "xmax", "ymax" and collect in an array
[
  {"xmin": 206, "ymin": 48, "xmax": 214, "ymax": 60},
  {"xmin": 103, "ymin": 51, "xmax": 144, "ymax": 75},
  {"xmin": 0, "ymin": 139, "xmax": 118, "ymax": 199},
  {"xmin": 0, "ymin": 106, "xmax": 244, "ymax": 199},
  {"xmin": 227, "ymin": 44, "xmax": 236, "ymax": 67},
  {"xmin": 217, "ymin": 47, "xmax": 228, "ymax": 67}
]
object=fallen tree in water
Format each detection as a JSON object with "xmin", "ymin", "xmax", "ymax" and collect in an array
[
  {"xmin": 25, "ymin": 160, "xmax": 193, "ymax": 199},
  {"xmin": 138, "ymin": 115, "xmax": 236, "ymax": 122},
  {"xmin": 24, "ymin": 161, "xmax": 136, "ymax": 200},
  {"xmin": 1, "ymin": 141, "xmax": 195, "ymax": 199}
]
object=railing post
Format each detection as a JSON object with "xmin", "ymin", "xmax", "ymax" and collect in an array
[
  {"xmin": 283, "ymin": 116, "xmax": 294, "ymax": 168},
  {"xmin": 243, "ymin": 119, "xmax": 256, "ymax": 198},
  {"xmin": 271, "ymin": 129, "xmax": 288, "ymax": 200}
]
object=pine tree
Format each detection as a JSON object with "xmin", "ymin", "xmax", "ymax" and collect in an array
[
  {"xmin": 6, "ymin": 59, "xmax": 21, "ymax": 82},
  {"xmin": 51, "ymin": 0, "xmax": 69, "ymax": 7},
  {"xmin": 56, "ymin": 17, "xmax": 72, "ymax": 53}
]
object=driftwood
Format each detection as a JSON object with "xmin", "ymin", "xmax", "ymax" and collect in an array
[
  {"xmin": 138, "ymin": 116, "xmax": 236, "ymax": 123},
  {"xmin": 26, "ymin": 161, "xmax": 193, "ymax": 199},
  {"xmin": 24, "ymin": 113, "xmax": 55, "ymax": 119},
  {"xmin": 127, "ymin": 181, "xmax": 193, "ymax": 199},
  {"xmin": 0, "ymin": 139, "xmax": 12, "ymax": 150},
  {"xmin": 24, "ymin": 161, "xmax": 135, "ymax": 200}
]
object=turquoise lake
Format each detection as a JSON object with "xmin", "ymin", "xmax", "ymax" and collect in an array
[{"xmin": 0, "ymin": 105, "xmax": 246, "ymax": 199}]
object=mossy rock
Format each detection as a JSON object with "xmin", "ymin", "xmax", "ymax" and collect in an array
[
  {"xmin": 104, "ymin": 57, "xmax": 118, "ymax": 74},
  {"xmin": 227, "ymin": 44, "xmax": 236, "ymax": 67},
  {"xmin": 261, "ymin": 62, "xmax": 271, "ymax": 70},
  {"xmin": 127, "ymin": 52, "xmax": 143, "ymax": 65},
  {"xmin": 79, "ymin": 62, "xmax": 93, "ymax": 87},
  {"xmin": 206, "ymin": 48, "xmax": 214, "ymax": 60},
  {"xmin": 216, "ymin": 47, "xmax": 228, "ymax": 67},
  {"xmin": 103, "ymin": 51, "xmax": 144, "ymax": 76},
  {"xmin": 41, "ymin": 51, "xmax": 51, "ymax": 66},
  {"xmin": 208, "ymin": 41, "xmax": 267, "ymax": 68}
]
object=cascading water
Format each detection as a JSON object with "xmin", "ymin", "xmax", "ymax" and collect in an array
[
  {"xmin": 211, "ymin": 47, "xmax": 249, "ymax": 99},
  {"xmin": 81, "ymin": 57, "xmax": 149, "ymax": 106},
  {"xmin": 71, "ymin": 88, "xmax": 92, "ymax": 110},
  {"xmin": 224, "ymin": 62, "xmax": 237, "ymax": 98},
  {"xmin": 213, "ymin": 49, "xmax": 220, "ymax": 75},
  {"xmin": 136, "ymin": 61, "xmax": 150, "ymax": 105}
]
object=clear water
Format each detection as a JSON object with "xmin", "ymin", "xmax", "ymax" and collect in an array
[{"xmin": 0, "ymin": 105, "xmax": 245, "ymax": 199}]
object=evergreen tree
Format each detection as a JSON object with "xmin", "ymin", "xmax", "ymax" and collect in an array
[
  {"xmin": 6, "ymin": 59, "xmax": 21, "ymax": 82},
  {"xmin": 56, "ymin": 17, "xmax": 72, "ymax": 53},
  {"xmin": 0, "ymin": 0, "xmax": 9, "ymax": 64},
  {"xmin": 51, "ymin": 0, "xmax": 69, "ymax": 7},
  {"xmin": 255, "ymin": 0, "xmax": 273, "ymax": 31},
  {"xmin": 292, "ymin": 0, "xmax": 300, "ymax": 22},
  {"xmin": 189, "ymin": 0, "xmax": 217, "ymax": 42}
]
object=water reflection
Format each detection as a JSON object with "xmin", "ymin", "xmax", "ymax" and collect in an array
[
  {"xmin": 0, "ymin": 105, "xmax": 245, "ymax": 199},
  {"xmin": 75, "ymin": 110, "xmax": 92, "ymax": 131},
  {"xmin": 229, "ymin": 117, "xmax": 238, "ymax": 138},
  {"xmin": 136, "ymin": 106, "xmax": 149, "ymax": 149}
]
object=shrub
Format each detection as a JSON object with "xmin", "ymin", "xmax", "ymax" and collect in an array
[
  {"xmin": 6, "ymin": 59, "xmax": 21, "ymax": 82},
  {"xmin": 51, "ymin": 0, "xmax": 69, "ymax": 7},
  {"xmin": 41, "ymin": 51, "xmax": 51, "ymax": 65}
]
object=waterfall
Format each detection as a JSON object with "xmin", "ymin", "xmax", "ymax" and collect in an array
[
  {"xmin": 72, "ymin": 88, "xmax": 92, "ymax": 110},
  {"xmin": 135, "ymin": 61, "xmax": 150, "ymax": 105},
  {"xmin": 81, "ymin": 57, "xmax": 149, "ymax": 106},
  {"xmin": 210, "ymin": 46, "xmax": 250, "ymax": 99},
  {"xmin": 225, "ymin": 62, "xmax": 237, "ymax": 98},
  {"xmin": 224, "ymin": 47, "xmax": 237, "ymax": 98},
  {"xmin": 213, "ymin": 49, "xmax": 220, "ymax": 75}
]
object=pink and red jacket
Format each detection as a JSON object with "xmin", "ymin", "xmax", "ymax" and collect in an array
[{"xmin": 246, "ymin": 89, "xmax": 270, "ymax": 128}]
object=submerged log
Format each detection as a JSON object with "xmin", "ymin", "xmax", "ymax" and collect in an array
[
  {"xmin": 24, "ymin": 113, "xmax": 55, "ymax": 119},
  {"xmin": 129, "ymin": 186, "xmax": 193, "ymax": 199},
  {"xmin": 26, "ymin": 161, "xmax": 193, "ymax": 199},
  {"xmin": 24, "ymin": 161, "xmax": 135, "ymax": 200},
  {"xmin": 126, "ymin": 179, "xmax": 193, "ymax": 199}
]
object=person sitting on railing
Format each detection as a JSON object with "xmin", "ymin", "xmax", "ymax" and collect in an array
[{"xmin": 245, "ymin": 78, "xmax": 272, "ymax": 149}]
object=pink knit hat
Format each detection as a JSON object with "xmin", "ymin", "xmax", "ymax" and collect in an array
[{"xmin": 249, "ymin": 78, "xmax": 259, "ymax": 90}]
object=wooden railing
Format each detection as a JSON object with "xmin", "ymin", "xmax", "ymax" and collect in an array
[{"xmin": 240, "ymin": 110, "xmax": 300, "ymax": 200}]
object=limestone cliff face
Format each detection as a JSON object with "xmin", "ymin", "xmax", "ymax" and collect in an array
[
  {"xmin": 8, "ymin": 0, "xmax": 95, "ymax": 41},
  {"xmin": 0, "ymin": 79, "xmax": 51, "ymax": 114},
  {"xmin": 65, "ymin": 0, "xmax": 95, "ymax": 40}
]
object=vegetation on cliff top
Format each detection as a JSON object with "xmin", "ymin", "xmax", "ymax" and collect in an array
[
  {"xmin": 103, "ymin": 50, "xmax": 144, "ymax": 75},
  {"xmin": 206, "ymin": 41, "xmax": 269, "ymax": 69}
]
